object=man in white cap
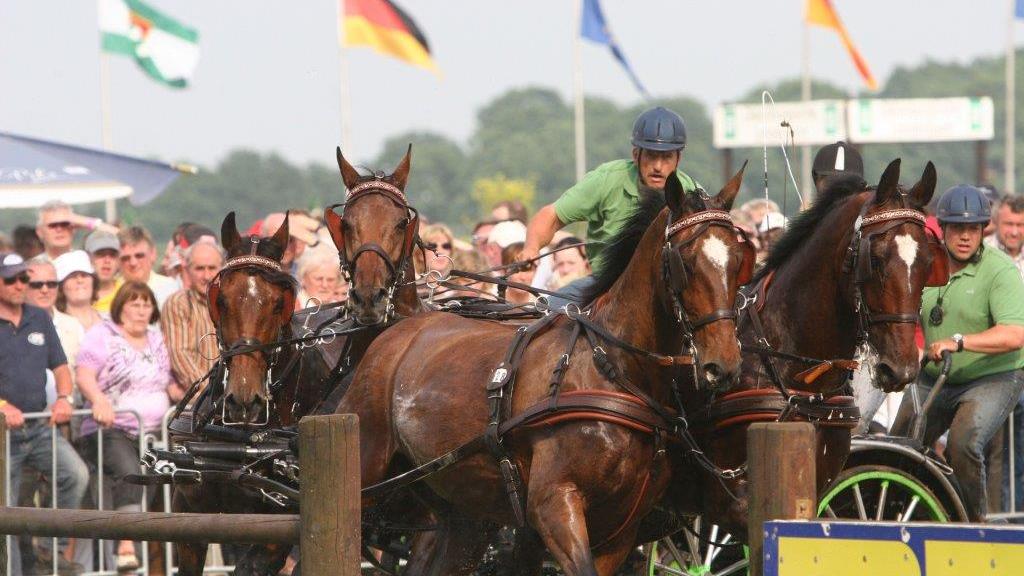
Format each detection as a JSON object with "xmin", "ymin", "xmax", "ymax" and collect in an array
[
  {"xmin": 0, "ymin": 252, "xmax": 89, "ymax": 574},
  {"xmin": 482, "ymin": 220, "xmax": 527, "ymax": 268}
]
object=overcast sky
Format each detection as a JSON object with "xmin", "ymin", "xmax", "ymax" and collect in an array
[{"xmin": 0, "ymin": 1, "xmax": 1015, "ymax": 169}]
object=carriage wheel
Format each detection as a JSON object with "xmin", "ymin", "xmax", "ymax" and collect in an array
[
  {"xmin": 641, "ymin": 517, "xmax": 748, "ymax": 576},
  {"xmin": 817, "ymin": 464, "xmax": 951, "ymax": 522}
]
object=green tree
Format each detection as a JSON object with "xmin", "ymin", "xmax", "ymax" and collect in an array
[{"xmin": 471, "ymin": 174, "xmax": 536, "ymax": 218}]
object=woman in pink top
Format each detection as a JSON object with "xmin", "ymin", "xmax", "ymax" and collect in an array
[{"xmin": 76, "ymin": 281, "xmax": 172, "ymax": 572}]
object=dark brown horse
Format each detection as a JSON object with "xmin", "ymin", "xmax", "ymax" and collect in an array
[
  {"xmin": 673, "ymin": 159, "xmax": 944, "ymax": 540},
  {"xmin": 340, "ymin": 169, "xmax": 754, "ymax": 576},
  {"xmin": 172, "ymin": 213, "xmax": 338, "ymax": 575}
]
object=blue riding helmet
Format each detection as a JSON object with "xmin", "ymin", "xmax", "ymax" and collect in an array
[
  {"xmin": 935, "ymin": 185, "xmax": 992, "ymax": 225},
  {"xmin": 631, "ymin": 107, "xmax": 687, "ymax": 152}
]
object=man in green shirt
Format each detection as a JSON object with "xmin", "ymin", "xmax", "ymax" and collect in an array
[
  {"xmin": 521, "ymin": 107, "xmax": 701, "ymax": 305},
  {"xmin": 892, "ymin": 185, "xmax": 1024, "ymax": 522}
]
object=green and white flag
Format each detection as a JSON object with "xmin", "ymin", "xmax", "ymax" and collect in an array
[{"xmin": 98, "ymin": 0, "xmax": 199, "ymax": 88}]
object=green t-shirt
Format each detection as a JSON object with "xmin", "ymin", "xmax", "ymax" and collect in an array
[
  {"xmin": 552, "ymin": 159, "xmax": 701, "ymax": 274},
  {"xmin": 921, "ymin": 246, "xmax": 1024, "ymax": 383}
]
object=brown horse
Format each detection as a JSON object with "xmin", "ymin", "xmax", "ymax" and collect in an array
[
  {"xmin": 673, "ymin": 159, "xmax": 944, "ymax": 540},
  {"xmin": 340, "ymin": 169, "xmax": 754, "ymax": 576},
  {"xmin": 172, "ymin": 213, "xmax": 337, "ymax": 575}
]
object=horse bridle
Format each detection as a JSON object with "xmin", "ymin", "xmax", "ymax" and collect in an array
[
  {"xmin": 845, "ymin": 197, "xmax": 945, "ymax": 346},
  {"xmin": 206, "ymin": 240, "xmax": 298, "ymax": 426},
  {"xmin": 326, "ymin": 179, "xmax": 419, "ymax": 324}
]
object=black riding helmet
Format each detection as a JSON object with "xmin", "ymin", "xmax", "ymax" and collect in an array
[
  {"xmin": 935, "ymin": 185, "xmax": 992, "ymax": 225},
  {"xmin": 631, "ymin": 107, "xmax": 687, "ymax": 151}
]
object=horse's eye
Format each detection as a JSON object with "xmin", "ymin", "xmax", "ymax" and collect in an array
[{"xmin": 396, "ymin": 219, "xmax": 409, "ymax": 231}]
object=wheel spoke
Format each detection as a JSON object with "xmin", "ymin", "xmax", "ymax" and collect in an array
[
  {"xmin": 875, "ymin": 480, "xmax": 890, "ymax": 521},
  {"xmin": 713, "ymin": 557, "xmax": 749, "ymax": 576},
  {"xmin": 823, "ymin": 505, "xmax": 837, "ymax": 518},
  {"xmin": 704, "ymin": 524, "xmax": 720, "ymax": 568},
  {"xmin": 900, "ymin": 495, "xmax": 921, "ymax": 522},
  {"xmin": 853, "ymin": 483, "xmax": 867, "ymax": 520},
  {"xmin": 683, "ymin": 521, "xmax": 702, "ymax": 567},
  {"xmin": 707, "ymin": 533, "xmax": 733, "ymax": 565},
  {"xmin": 665, "ymin": 537, "xmax": 691, "ymax": 570}
]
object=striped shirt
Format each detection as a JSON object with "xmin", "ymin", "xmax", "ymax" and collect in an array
[{"xmin": 159, "ymin": 288, "xmax": 217, "ymax": 389}]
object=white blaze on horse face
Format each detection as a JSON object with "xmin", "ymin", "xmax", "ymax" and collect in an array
[
  {"xmin": 894, "ymin": 234, "xmax": 919, "ymax": 293},
  {"xmin": 701, "ymin": 236, "xmax": 730, "ymax": 291}
]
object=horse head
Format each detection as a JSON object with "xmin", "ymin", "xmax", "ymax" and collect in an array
[
  {"xmin": 210, "ymin": 211, "xmax": 297, "ymax": 426},
  {"xmin": 326, "ymin": 145, "xmax": 418, "ymax": 325},
  {"xmin": 661, "ymin": 163, "xmax": 752, "ymax": 390},
  {"xmin": 850, "ymin": 159, "xmax": 942, "ymax": 392}
]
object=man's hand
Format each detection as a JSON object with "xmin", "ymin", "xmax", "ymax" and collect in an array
[
  {"xmin": 517, "ymin": 246, "xmax": 540, "ymax": 265},
  {"xmin": 1, "ymin": 403, "xmax": 24, "ymax": 429},
  {"xmin": 91, "ymin": 396, "xmax": 116, "ymax": 427},
  {"xmin": 928, "ymin": 338, "xmax": 959, "ymax": 362},
  {"xmin": 49, "ymin": 397, "xmax": 73, "ymax": 425}
]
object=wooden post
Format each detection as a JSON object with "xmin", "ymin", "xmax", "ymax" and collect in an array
[
  {"xmin": 748, "ymin": 422, "xmax": 816, "ymax": 576},
  {"xmin": 976, "ymin": 140, "xmax": 989, "ymax": 185},
  {"xmin": 299, "ymin": 414, "xmax": 360, "ymax": 575}
]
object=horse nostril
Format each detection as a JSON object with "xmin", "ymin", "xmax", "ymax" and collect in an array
[{"xmin": 703, "ymin": 363, "xmax": 723, "ymax": 385}]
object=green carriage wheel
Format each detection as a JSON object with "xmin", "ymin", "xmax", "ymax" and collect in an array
[
  {"xmin": 642, "ymin": 519, "xmax": 748, "ymax": 576},
  {"xmin": 817, "ymin": 464, "xmax": 951, "ymax": 522}
]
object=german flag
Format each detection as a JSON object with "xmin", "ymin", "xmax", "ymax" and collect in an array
[{"xmin": 343, "ymin": 0, "xmax": 438, "ymax": 73}]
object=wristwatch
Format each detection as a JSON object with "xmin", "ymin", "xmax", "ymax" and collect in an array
[
  {"xmin": 56, "ymin": 394, "xmax": 74, "ymax": 405},
  {"xmin": 952, "ymin": 333, "xmax": 965, "ymax": 352}
]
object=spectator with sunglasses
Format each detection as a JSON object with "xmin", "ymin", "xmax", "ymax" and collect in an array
[
  {"xmin": 892, "ymin": 185, "xmax": 1024, "ymax": 522},
  {"xmin": 25, "ymin": 260, "xmax": 85, "ymax": 390},
  {"xmin": 0, "ymin": 252, "xmax": 90, "ymax": 574},
  {"xmin": 118, "ymin": 226, "xmax": 178, "ymax": 309},
  {"xmin": 34, "ymin": 201, "xmax": 117, "ymax": 264},
  {"xmin": 421, "ymin": 223, "xmax": 456, "ymax": 273}
]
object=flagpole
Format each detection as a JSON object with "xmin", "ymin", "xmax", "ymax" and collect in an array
[
  {"xmin": 573, "ymin": 0, "xmax": 586, "ymax": 182},
  {"xmin": 99, "ymin": 32, "xmax": 117, "ymax": 222},
  {"xmin": 337, "ymin": 0, "xmax": 354, "ymax": 159},
  {"xmin": 1007, "ymin": 0, "xmax": 1016, "ymax": 195},
  {"xmin": 801, "ymin": 16, "xmax": 812, "ymax": 206}
]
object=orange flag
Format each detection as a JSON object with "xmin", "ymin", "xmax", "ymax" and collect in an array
[{"xmin": 805, "ymin": 0, "xmax": 877, "ymax": 90}]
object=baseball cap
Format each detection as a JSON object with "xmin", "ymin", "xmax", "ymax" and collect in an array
[
  {"xmin": 54, "ymin": 250, "xmax": 94, "ymax": 282},
  {"xmin": 84, "ymin": 230, "xmax": 120, "ymax": 255},
  {"xmin": 812, "ymin": 141, "xmax": 864, "ymax": 179},
  {"xmin": 758, "ymin": 212, "xmax": 788, "ymax": 233},
  {"xmin": 487, "ymin": 220, "xmax": 527, "ymax": 249},
  {"xmin": 0, "ymin": 252, "xmax": 28, "ymax": 279}
]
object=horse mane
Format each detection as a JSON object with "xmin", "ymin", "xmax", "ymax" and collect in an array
[
  {"xmin": 753, "ymin": 174, "xmax": 868, "ymax": 282},
  {"xmin": 579, "ymin": 191, "xmax": 706, "ymax": 304}
]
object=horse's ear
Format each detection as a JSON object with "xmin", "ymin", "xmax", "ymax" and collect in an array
[
  {"xmin": 874, "ymin": 158, "xmax": 902, "ymax": 205},
  {"xmin": 336, "ymin": 147, "xmax": 362, "ymax": 191},
  {"xmin": 716, "ymin": 160, "xmax": 748, "ymax": 211},
  {"xmin": 391, "ymin": 143, "xmax": 412, "ymax": 191},
  {"xmin": 270, "ymin": 213, "xmax": 290, "ymax": 254},
  {"xmin": 221, "ymin": 212, "xmax": 241, "ymax": 254},
  {"xmin": 908, "ymin": 161, "xmax": 937, "ymax": 209},
  {"xmin": 664, "ymin": 172, "xmax": 686, "ymax": 215}
]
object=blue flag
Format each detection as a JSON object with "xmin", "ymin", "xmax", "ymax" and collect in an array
[
  {"xmin": 580, "ymin": 0, "xmax": 649, "ymax": 99},
  {"xmin": 1017, "ymin": 0, "xmax": 1024, "ymax": 18}
]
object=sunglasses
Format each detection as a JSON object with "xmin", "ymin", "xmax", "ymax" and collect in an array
[
  {"xmin": 3, "ymin": 273, "xmax": 29, "ymax": 286},
  {"xmin": 46, "ymin": 221, "xmax": 73, "ymax": 230},
  {"xmin": 28, "ymin": 280, "xmax": 59, "ymax": 290},
  {"xmin": 120, "ymin": 252, "xmax": 148, "ymax": 262},
  {"xmin": 429, "ymin": 242, "xmax": 452, "ymax": 251}
]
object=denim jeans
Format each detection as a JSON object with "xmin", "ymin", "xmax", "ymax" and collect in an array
[
  {"xmin": 546, "ymin": 274, "xmax": 599, "ymax": 311},
  {"xmin": 892, "ymin": 368, "xmax": 1024, "ymax": 522},
  {"xmin": 6, "ymin": 420, "xmax": 89, "ymax": 574}
]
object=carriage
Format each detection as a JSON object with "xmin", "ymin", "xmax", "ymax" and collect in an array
[{"xmin": 132, "ymin": 149, "xmax": 968, "ymax": 576}]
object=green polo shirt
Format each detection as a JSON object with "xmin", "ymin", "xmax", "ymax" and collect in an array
[
  {"xmin": 921, "ymin": 247, "xmax": 1024, "ymax": 384},
  {"xmin": 553, "ymin": 159, "xmax": 700, "ymax": 274}
]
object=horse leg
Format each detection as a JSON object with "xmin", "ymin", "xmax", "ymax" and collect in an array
[
  {"xmin": 592, "ymin": 528, "xmax": 641, "ymax": 576},
  {"xmin": 405, "ymin": 512, "xmax": 493, "ymax": 576},
  {"xmin": 501, "ymin": 527, "xmax": 546, "ymax": 576},
  {"xmin": 171, "ymin": 490, "xmax": 208, "ymax": 576},
  {"xmin": 232, "ymin": 543, "xmax": 291, "ymax": 576},
  {"xmin": 528, "ymin": 482, "xmax": 597, "ymax": 576}
]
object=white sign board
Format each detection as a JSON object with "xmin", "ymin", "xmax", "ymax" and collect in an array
[
  {"xmin": 847, "ymin": 97, "xmax": 994, "ymax": 143},
  {"xmin": 713, "ymin": 100, "xmax": 846, "ymax": 149}
]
